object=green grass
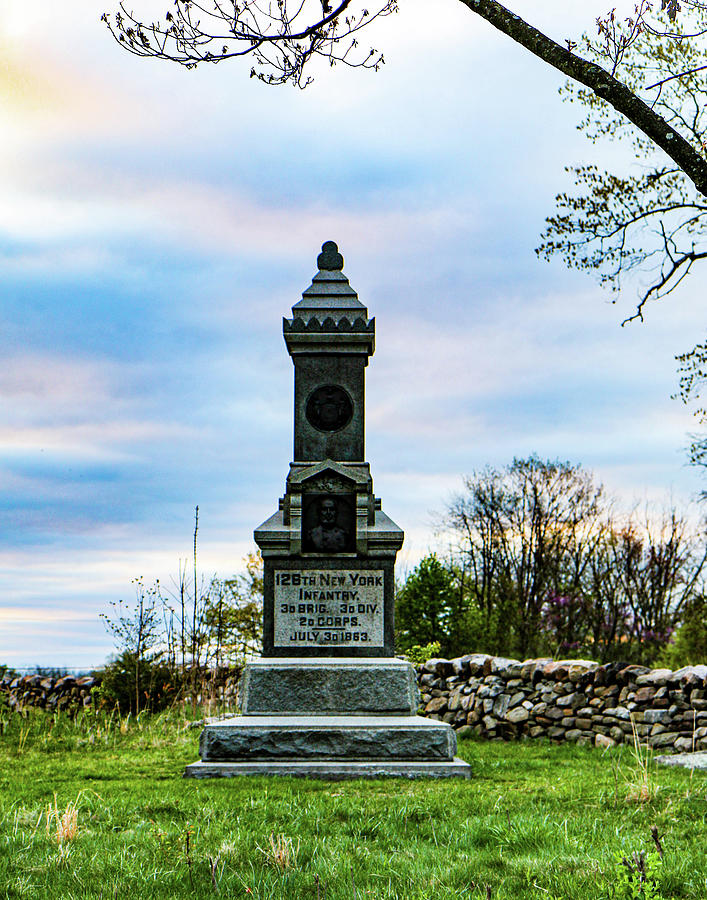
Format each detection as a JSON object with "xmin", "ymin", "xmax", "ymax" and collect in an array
[{"xmin": 1, "ymin": 706, "xmax": 706, "ymax": 899}]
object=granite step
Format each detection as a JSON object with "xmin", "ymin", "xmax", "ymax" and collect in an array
[{"xmin": 198, "ymin": 715, "xmax": 457, "ymax": 761}]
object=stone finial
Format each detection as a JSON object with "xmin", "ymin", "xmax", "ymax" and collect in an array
[{"xmin": 317, "ymin": 240, "xmax": 344, "ymax": 271}]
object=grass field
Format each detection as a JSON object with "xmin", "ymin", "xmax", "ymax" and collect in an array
[{"xmin": 0, "ymin": 707, "xmax": 706, "ymax": 899}]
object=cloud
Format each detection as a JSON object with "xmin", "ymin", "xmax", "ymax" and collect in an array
[
  {"xmin": 0, "ymin": 607, "xmax": 93, "ymax": 624},
  {"xmin": 0, "ymin": 155, "xmax": 474, "ymax": 264}
]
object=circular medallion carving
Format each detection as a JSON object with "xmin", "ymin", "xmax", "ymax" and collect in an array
[{"xmin": 306, "ymin": 385, "xmax": 353, "ymax": 432}]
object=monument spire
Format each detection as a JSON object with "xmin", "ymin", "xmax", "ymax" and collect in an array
[
  {"xmin": 288, "ymin": 240, "xmax": 371, "ymax": 330},
  {"xmin": 284, "ymin": 241, "xmax": 374, "ymax": 465}
]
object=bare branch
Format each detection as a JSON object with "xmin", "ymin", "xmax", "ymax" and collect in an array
[
  {"xmin": 102, "ymin": 0, "xmax": 397, "ymax": 86},
  {"xmin": 622, "ymin": 245, "xmax": 707, "ymax": 323},
  {"xmin": 646, "ymin": 61, "xmax": 707, "ymax": 88}
]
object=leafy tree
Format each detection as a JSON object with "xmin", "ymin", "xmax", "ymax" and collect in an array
[
  {"xmin": 206, "ymin": 551, "xmax": 263, "ymax": 665},
  {"xmin": 530, "ymin": 6, "xmax": 707, "ymax": 465},
  {"xmin": 395, "ymin": 554, "xmax": 459, "ymax": 656},
  {"xmin": 676, "ymin": 342, "xmax": 707, "ymax": 472},
  {"xmin": 538, "ymin": 6, "xmax": 707, "ymax": 321},
  {"xmin": 660, "ymin": 594, "xmax": 707, "ymax": 666}
]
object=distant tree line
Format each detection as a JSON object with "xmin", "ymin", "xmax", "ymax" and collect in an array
[
  {"xmin": 396, "ymin": 456, "xmax": 707, "ymax": 667},
  {"xmin": 98, "ymin": 460, "xmax": 707, "ymax": 715}
]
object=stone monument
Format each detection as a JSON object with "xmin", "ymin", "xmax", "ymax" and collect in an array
[{"xmin": 184, "ymin": 241, "xmax": 470, "ymax": 778}]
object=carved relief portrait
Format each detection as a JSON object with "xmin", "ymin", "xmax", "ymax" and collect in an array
[{"xmin": 302, "ymin": 493, "xmax": 355, "ymax": 553}]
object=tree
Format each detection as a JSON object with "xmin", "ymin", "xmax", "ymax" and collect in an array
[
  {"xmin": 102, "ymin": 2, "xmax": 707, "ymax": 195},
  {"xmin": 676, "ymin": 342, "xmax": 707, "ymax": 472},
  {"xmin": 395, "ymin": 553, "xmax": 459, "ymax": 655},
  {"xmin": 206, "ymin": 551, "xmax": 263, "ymax": 664},
  {"xmin": 101, "ymin": 0, "xmax": 397, "ymax": 87},
  {"xmin": 660, "ymin": 593, "xmax": 707, "ymax": 666},
  {"xmin": 582, "ymin": 508, "xmax": 707, "ymax": 664},
  {"xmin": 446, "ymin": 456, "xmax": 605, "ymax": 658},
  {"xmin": 103, "ymin": 4, "xmax": 707, "ymax": 463},
  {"xmin": 444, "ymin": 458, "xmax": 707, "ymax": 662},
  {"xmin": 100, "ymin": 576, "xmax": 163, "ymax": 713}
]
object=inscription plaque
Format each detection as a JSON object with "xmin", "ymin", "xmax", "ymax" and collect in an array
[{"xmin": 273, "ymin": 568, "xmax": 384, "ymax": 649}]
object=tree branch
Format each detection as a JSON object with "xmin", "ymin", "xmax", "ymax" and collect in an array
[
  {"xmin": 646, "ymin": 61, "xmax": 707, "ymax": 89},
  {"xmin": 103, "ymin": 0, "xmax": 395, "ymax": 86},
  {"xmin": 622, "ymin": 246, "xmax": 707, "ymax": 323},
  {"xmin": 460, "ymin": 0, "xmax": 707, "ymax": 197}
]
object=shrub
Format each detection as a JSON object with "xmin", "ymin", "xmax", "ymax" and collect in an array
[
  {"xmin": 404, "ymin": 642, "xmax": 442, "ymax": 666},
  {"xmin": 94, "ymin": 651, "xmax": 181, "ymax": 714}
]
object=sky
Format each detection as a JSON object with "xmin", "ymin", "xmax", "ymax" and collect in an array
[{"xmin": 1, "ymin": 0, "xmax": 706, "ymax": 669}]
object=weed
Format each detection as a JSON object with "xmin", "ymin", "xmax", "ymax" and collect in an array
[
  {"xmin": 208, "ymin": 854, "xmax": 221, "ymax": 892},
  {"xmin": 258, "ymin": 832, "xmax": 299, "ymax": 870},
  {"xmin": 184, "ymin": 821, "xmax": 195, "ymax": 888},
  {"xmin": 612, "ymin": 849, "xmax": 664, "ymax": 899},
  {"xmin": 45, "ymin": 794, "xmax": 78, "ymax": 846},
  {"xmin": 649, "ymin": 826, "xmax": 664, "ymax": 860},
  {"xmin": 44, "ymin": 793, "xmax": 80, "ymax": 867},
  {"xmin": 17, "ymin": 723, "xmax": 30, "ymax": 754},
  {"xmin": 625, "ymin": 715, "xmax": 656, "ymax": 803}
]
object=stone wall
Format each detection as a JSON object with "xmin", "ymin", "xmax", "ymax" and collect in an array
[
  {"xmin": 0, "ymin": 666, "xmax": 243, "ymax": 714},
  {"xmin": 4, "ymin": 658, "xmax": 707, "ymax": 755},
  {"xmin": 0, "ymin": 673, "xmax": 99, "ymax": 712},
  {"xmin": 418, "ymin": 654, "xmax": 707, "ymax": 753}
]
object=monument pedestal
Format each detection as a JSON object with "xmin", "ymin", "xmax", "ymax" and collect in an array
[
  {"xmin": 184, "ymin": 658, "xmax": 470, "ymax": 779},
  {"xmin": 239, "ymin": 657, "xmax": 419, "ymax": 715},
  {"xmin": 184, "ymin": 242, "xmax": 470, "ymax": 779}
]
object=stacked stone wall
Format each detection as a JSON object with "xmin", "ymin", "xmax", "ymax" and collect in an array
[
  {"xmin": 0, "ymin": 666, "xmax": 243, "ymax": 714},
  {"xmin": 418, "ymin": 654, "xmax": 707, "ymax": 754},
  {"xmin": 5, "ymin": 658, "xmax": 707, "ymax": 755},
  {"xmin": 0, "ymin": 673, "xmax": 99, "ymax": 712}
]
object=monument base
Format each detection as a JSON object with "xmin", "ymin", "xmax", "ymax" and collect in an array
[
  {"xmin": 183, "ymin": 659, "xmax": 472, "ymax": 781},
  {"xmin": 195, "ymin": 714, "xmax": 457, "ymax": 760}
]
